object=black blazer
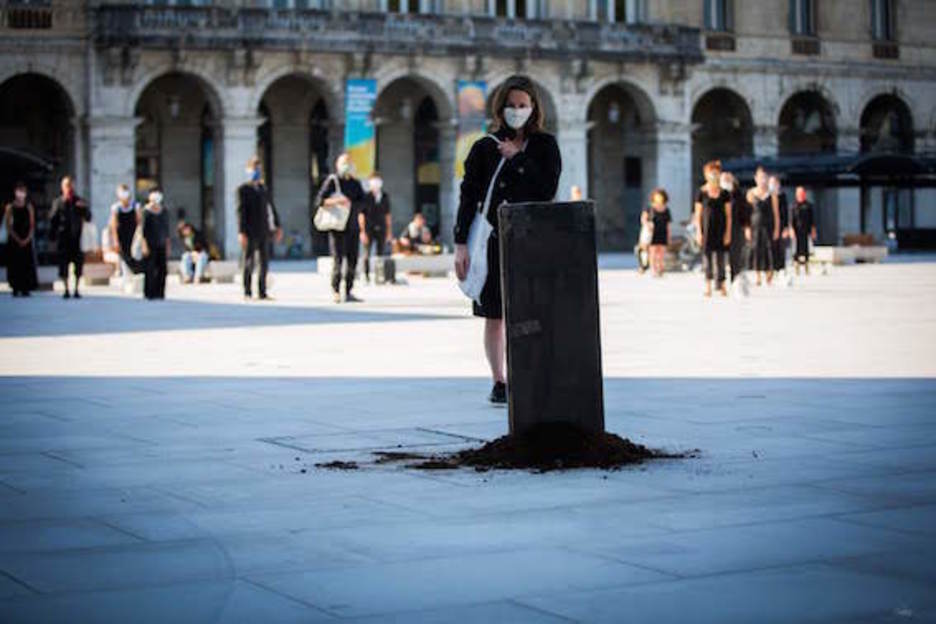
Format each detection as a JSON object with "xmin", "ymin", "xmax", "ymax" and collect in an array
[
  {"xmin": 454, "ymin": 128, "xmax": 561, "ymax": 244},
  {"xmin": 237, "ymin": 182, "xmax": 280, "ymax": 241},
  {"xmin": 49, "ymin": 194, "xmax": 91, "ymax": 245}
]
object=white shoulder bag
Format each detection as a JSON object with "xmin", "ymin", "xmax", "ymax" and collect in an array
[
  {"xmin": 313, "ymin": 175, "xmax": 351, "ymax": 232},
  {"xmin": 458, "ymin": 135, "xmax": 508, "ymax": 303}
]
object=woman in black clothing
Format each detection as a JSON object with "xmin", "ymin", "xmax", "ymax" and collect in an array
[
  {"xmin": 721, "ymin": 172, "xmax": 751, "ymax": 284},
  {"xmin": 108, "ymin": 183, "xmax": 143, "ymax": 278},
  {"xmin": 745, "ymin": 166, "xmax": 781, "ymax": 286},
  {"xmin": 453, "ymin": 75, "xmax": 562, "ymax": 404},
  {"xmin": 4, "ymin": 181, "xmax": 38, "ymax": 296},
  {"xmin": 643, "ymin": 188, "xmax": 671, "ymax": 277},
  {"xmin": 694, "ymin": 160, "xmax": 732, "ymax": 297},
  {"xmin": 792, "ymin": 186, "xmax": 817, "ymax": 275},
  {"xmin": 141, "ymin": 189, "xmax": 170, "ymax": 300}
]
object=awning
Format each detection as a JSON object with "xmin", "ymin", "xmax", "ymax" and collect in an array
[{"xmin": 721, "ymin": 151, "xmax": 936, "ymax": 188}]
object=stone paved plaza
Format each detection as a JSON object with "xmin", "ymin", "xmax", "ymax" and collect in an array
[{"xmin": 1, "ymin": 258, "xmax": 935, "ymax": 623}]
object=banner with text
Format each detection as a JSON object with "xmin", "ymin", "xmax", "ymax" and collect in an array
[
  {"xmin": 344, "ymin": 78, "xmax": 377, "ymax": 179},
  {"xmin": 455, "ymin": 80, "xmax": 487, "ymax": 180}
]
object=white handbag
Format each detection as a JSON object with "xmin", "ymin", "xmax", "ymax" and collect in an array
[
  {"xmin": 313, "ymin": 175, "xmax": 351, "ymax": 232},
  {"xmin": 80, "ymin": 221, "xmax": 99, "ymax": 253},
  {"xmin": 458, "ymin": 136, "xmax": 507, "ymax": 304},
  {"xmin": 130, "ymin": 223, "xmax": 144, "ymax": 261}
]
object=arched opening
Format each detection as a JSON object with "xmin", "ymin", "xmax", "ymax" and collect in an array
[
  {"xmin": 0, "ymin": 73, "xmax": 76, "ymax": 262},
  {"xmin": 375, "ymin": 77, "xmax": 449, "ymax": 237},
  {"xmin": 691, "ymin": 88, "xmax": 753, "ymax": 188},
  {"xmin": 256, "ymin": 74, "xmax": 332, "ymax": 257},
  {"xmin": 134, "ymin": 72, "xmax": 224, "ymax": 254},
  {"xmin": 860, "ymin": 94, "xmax": 916, "ymax": 240},
  {"xmin": 587, "ymin": 83, "xmax": 657, "ymax": 250},
  {"xmin": 778, "ymin": 91, "xmax": 837, "ymax": 156}
]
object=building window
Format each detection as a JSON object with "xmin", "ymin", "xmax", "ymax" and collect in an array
[
  {"xmin": 789, "ymin": 0, "xmax": 814, "ymax": 36},
  {"xmin": 871, "ymin": 0, "xmax": 895, "ymax": 40},
  {"xmin": 419, "ymin": 0, "xmax": 444, "ymax": 13},
  {"xmin": 704, "ymin": 0, "xmax": 733, "ymax": 32},
  {"xmin": 591, "ymin": 0, "xmax": 633, "ymax": 23},
  {"xmin": 383, "ymin": 0, "xmax": 408, "ymax": 12}
]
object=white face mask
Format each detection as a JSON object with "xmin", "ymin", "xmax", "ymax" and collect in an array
[
  {"xmin": 149, "ymin": 192, "xmax": 163, "ymax": 205},
  {"xmin": 769, "ymin": 182, "xmax": 778, "ymax": 194},
  {"xmin": 504, "ymin": 106, "xmax": 533, "ymax": 130},
  {"xmin": 720, "ymin": 180, "xmax": 732, "ymax": 192},
  {"xmin": 15, "ymin": 190, "xmax": 26, "ymax": 201},
  {"xmin": 117, "ymin": 189, "xmax": 130, "ymax": 201},
  {"xmin": 337, "ymin": 162, "xmax": 351, "ymax": 176},
  {"xmin": 370, "ymin": 179, "xmax": 383, "ymax": 193}
]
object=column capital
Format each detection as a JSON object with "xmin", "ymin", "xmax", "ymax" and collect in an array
[
  {"xmin": 221, "ymin": 116, "xmax": 265, "ymax": 138},
  {"xmin": 86, "ymin": 115, "xmax": 143, "ymax": 138}
]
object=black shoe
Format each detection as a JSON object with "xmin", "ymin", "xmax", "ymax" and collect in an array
[
  {"xmin": 73, "ymin": 291, "xmax": 81, "ymax": 299},
  {"xmin": 489, "ymin": 381, "xmax": 507, "ymax": 405},
  {"xmin": 21, "ymin": 291, "xmax": 30, "ymax": 297},
  {"xmin": 259, "ymin": 294, "xmax": 272, "ymax": 301},
  {"xmin": 63, "ymin": 290, "xmax": 71, "ymax": 299},
  {"xmin": 344, "ymin": 293, "xmax": 362, "ymax": 303}
]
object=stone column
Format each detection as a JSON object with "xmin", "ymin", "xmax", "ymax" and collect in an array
[
  {"xmin": 655, "ymin": 122, "xmax": 693, "ymax": 222},
  {"xmin": 438, "ymin": 122, "xmax": 457, "ymax": 247},
  {"xmin": 220, "ymin": 116, "xmax": 264, "ymax": 259},
  {"xmin": 833, "ymin": 128, "xmax": 862, "ymax": 243},
  {"xmin": 753, "ymin": 125, "xmax": 779, "ymax": 159},
  {"xmin": 556, "ymin": 120, "xmax": 589, "ymax": 202},
  {"xmin": 87, "ymin": 116, "xmax": 140, "ymax": 234}
]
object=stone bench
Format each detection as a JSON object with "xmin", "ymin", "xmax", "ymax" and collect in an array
[
  {"xmin": 317, "ymin": 253, "xmax": 454, "ymax": 278},
  {"xmin": 811, "ymin": 245, "xmax": 888, "ymax": 269},
  {"xmin": 82, "ymin": 262, "xmax": 116, "ymax": 286},
  {"xmin": 167, "ymin": 259, "xmax": 239, "ymax": 283}
]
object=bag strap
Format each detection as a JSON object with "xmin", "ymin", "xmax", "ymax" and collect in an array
[{"xmin": 479, "ymin": 134, "xmax": 523, "ymax": 220}]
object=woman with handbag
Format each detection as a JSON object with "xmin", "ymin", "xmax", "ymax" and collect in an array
[
  {"xmin": 453, "ymin": 75, "xmax": 562, "ymax": 404},
  {"xmin": 315, "ymin": 153, "xmax": 365, "ymax": 303}
]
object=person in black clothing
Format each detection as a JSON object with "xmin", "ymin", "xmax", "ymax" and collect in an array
[
  {"xmin": 792, "ymin": 186, "xmax": 817, "ymax": 275},
  {"xmin": 141, "ymin": 190, "xmax": 170, "ymax": 300},
  {"xmin": 49, "ymin": 176, "xmax": 91, "ymax": 299},
  {"xmin": 360, "ymin": 172, "xmax": 392, "ymax": 284},
  {"xmin": 641, "ymin": 188, "xmax": 671, "ymax": 277},
  {"xmin": 746, "ymin": 166, "xmax": 781, "ymax": 286},
  {"xmin": 176, "ymin": 209, "xmax": 210, "ymax": 284},
  {"xmin": 694, "ymin": 160, "xmax": 732, "ymax": 298},
  {"xmin": 237, "ymin": 156, "xmax": 282, "ymax": 300},
  {"xmin": 770, "ymin": 175, "xmax": 790, "ymax": 275},
  {"xmin": 4, "ymin": 181, "xmax": 38, "ymax": 296},
  {"xmin": 108, "ymin": 183, "xmax": 143, "ymax": 280},
  {"xmin": 721, "ymin": 171, "xmax": 751, "ymax": 283},
  {"xmin": 316, "ymin": 153, "xmax": 366, "ymax": 303},
  {"xmin": 454, "ymin": 75, "xmax": 562, "ymax": 404}
]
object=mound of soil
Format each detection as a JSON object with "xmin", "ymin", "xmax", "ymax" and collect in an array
[
  {"xmin": 387, "ymin": 423, "xmax": 695, "ymax": 473},
  {"xmin": 315, "ymin": 460, "xmax": 359, "ymax": 470}
]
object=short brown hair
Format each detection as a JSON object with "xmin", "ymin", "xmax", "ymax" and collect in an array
[
  {"xmin": 489, "ymin": 75, "xmax": 546, "ymax": 134},
  {"xmin": 650, "ymin": 188, "xmax": 668, "ymax": 204},
  {"xmin": 703, "ymin": 160, "xmax": 722, "ymax": 176}
]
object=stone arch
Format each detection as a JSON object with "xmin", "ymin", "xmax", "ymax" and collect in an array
[
  {"xmin": 691, "ymin": 87, "xmax": 754, "ymax": 186},
  {"xmin": 249, "ymin": 65, "xmax": 342, "ymax": 119},
  {"xmin": 689, "ymin": 78, "xmax": 759, "ymax": 127},
  {"xmin": 0, "ymin": 65, "xmax": 83, "ymax": 117},
  {"xmin": 772, "ymin": 82, "xmax": 841, "ymax": 130},
  {"xmin": 375, "ymin": 69, "xmax": 455, "ymax": 122},
  {"xmin": 860, "ymin": 92, "xmax": 915, "ymax": 153},
  {"xmin": 777, "ymin": 89, "xmax": 838, "ymax": 155},
  {"xmin": 127, "ymin": 65, "xmax": 227, "ymax": 120},
  {"xmin": 584, "ymin": 76, "xmax": 657, "ymax": 126}
]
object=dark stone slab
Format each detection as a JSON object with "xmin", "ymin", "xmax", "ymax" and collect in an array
[{"xmin": 498, "ymin": 201, "xmax": 605, "ymax": 436}]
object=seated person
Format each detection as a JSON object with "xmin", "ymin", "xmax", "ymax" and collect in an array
[
  {"xmin": 176, "ymin": 209, "xmax": 209, "ymax": 283},
  {"xmin": 416, "ymin": 226, "xmax": 442, "ymax": 255},
  {"xmin": 396, "ymin": 212, "xmax": 429, "ymax": 253}
]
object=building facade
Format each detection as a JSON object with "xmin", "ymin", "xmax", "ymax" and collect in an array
[{"xmin": 1, "ymin": 0, "xmax": 934, "ymax": 259}]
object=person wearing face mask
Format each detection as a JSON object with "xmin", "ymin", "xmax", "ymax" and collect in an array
[
  {"xmin": 360, "ymin": 172, "xmax": 392, "ymax": 284},
  {"xmin": 694, "ymin": 160, "xmax": 732, "ymax": 297},
  {"xmin": 315, "ymin": 153, "xmax": 366, "ymax": 303},
  {"xmin": 792, "ymin": 186, "xmax": 817, "ymax": 275},
  {"xmin": 746, "ymin": 166, "xmax": 781, "ymax": 286},
  {"xmin": 49, "ymin": 175, "xmax": 91, "ymax": 299},
  {"xmin": 453, "ymin": 75, "xmax": 562, "ymax": 404},
  {"xmin": 237, "ymin": 156, "xmax": 282, "ymax": 300},
  {"xmin": 4, "ymin": 181, "xmax": 38, "ymax": 297},
  {"xmin": 721, "ymin": 171, "xmax": 751, "ymax": 284},
  {"xmin": 108, "ymin": 183, "xmax": 143, "ymax": 283},
  {"xmin": 769, "ymin": 175, "xmax": 790, "ymax": 277},
  {"xmin": 141, "ymin": 189, "xmax": 170, "ymax": 300}
]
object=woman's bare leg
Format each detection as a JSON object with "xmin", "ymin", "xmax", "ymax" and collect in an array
[{"xmin": 484, "ymin": 318, "xmax": 506, "ymax": 383}]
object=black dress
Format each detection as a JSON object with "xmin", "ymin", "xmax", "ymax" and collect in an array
[
  {"xmin": 650, "ymin": 208, "xmax": 671, "ymax": 245},
  {"xmin": 696, "ymin": 189, "xmax": 729, "ymax": 252},
  {"xmin": 749, "ymin": 192, "xmax": 775, "ymax": 272},
  {"xmin": 6, "ymin": 203, "xmax": 38, "ymax": 294},
  {"xmin": 142, "ymin": 206, "xmax": 169, "ymax": 300},
  {"xmin": 792, "ymin": 200, "xmax": 815, "ymax": 261},
  {"xmin": 455, "ymin": 129, "xmax": 562, "ymax": 319},
  {"xmin": 112, "ymin": 202, "xmax": 143, "ymax": 273},
  {"xmin": 729, "ymin": 187, "xmax": 750, "ymax": 282},
  {"xmin": 773, "ymin": 192, "xmax": 789, "ymax": 272}
]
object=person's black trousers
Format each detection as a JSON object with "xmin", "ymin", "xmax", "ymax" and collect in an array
[
  {"xmin": 243, "ymin": 237, "xmax": 270, "ymax": 297},
  {"xmin": 773, "ymin": 238, "xmax": 787, "ymax": 272},
  {"xmin": 703, "ymin": 249, "xmax": 726, "ymax": 287},
  {"xmin": 144, "ymin": 246, "xmax": 167, "ymax": 300},
  {"xmin": 329, "ymin": 230, "xmax": 359, "ymax": 295},
  {"xmin": 361, "ymin": 227, "xmax": 386, "ymax": 281},
  {"xmin": 729, "ymin": 237, "xmax": 747, "ymax": 283},
  {"xmin": 58, "ymin": 242, "xmax": 84, "ymax": 283}
]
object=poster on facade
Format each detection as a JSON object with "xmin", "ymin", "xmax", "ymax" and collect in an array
[
  {"xmin": 344, "ymin": 78, "xmax": 377, "ymax": 179},
  {"xmin": 455, "ymin": 80, "xmax": 487, "ymax": 180}
]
